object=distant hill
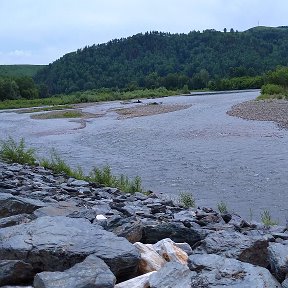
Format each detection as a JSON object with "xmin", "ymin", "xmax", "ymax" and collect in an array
[
  {"xmin": 0, "ymin": 65, "xmax": 45, "ymax": 78},
  {"xmin": 34, "ymin": 26, "xmax": 288, "ymax": 94}
]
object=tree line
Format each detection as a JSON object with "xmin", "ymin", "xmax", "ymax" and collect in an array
[{"xmin": 34, "ymin": 26, "xmax": 288, "ymax": 94}]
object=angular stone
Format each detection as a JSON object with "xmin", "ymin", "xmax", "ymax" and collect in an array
[
  {"xmin": 69, "ymin": 180, "xmax": 89, "ymax": 187},
  {"xmin": 0, "ymin": 260, "xmax": 34, "ymax": 286},
  {"xmin": 153, "ymin": 238, "xmax": 188, "ymax": 264},
  {"xmin": 195, "ymin": 230, "xmax": 269, "ymax": 267},
  {"xmin": 106, "ymin": 216, "xmax": 143, "ymax": 243},
  {"xmin": 268, "ymin": 243, "xmax": 288, "ymax": 282},
  {"xmin": 0, "ymin": 193, "xmax": 46, "ymax": 218},
  {"xmin": 149, "ymin": 262, "xmax": 196, "ymax": 288},
  {"xmin": 141, "ymin": 222, "xmax": 207, "ymax": 246},
  {"xmin": 188, "ymin": 254, "xmax": 281, "ymax": 287},
  {"xmin": 34, "ymin": 201, "xmax": 81, "ymax": 218},
  {"xmin": 115, "ymin": 271, "xmax": 156, "ymax": 288},
  {"xmin": 34, "ymin": 254, "xmax": 116, "ymax": 288},
  {"xmin": 0, "ymin": 216, "xmax": 140, "ymax": 280},
  {"xmin": 133, "ymin": 242, "xmax": 166, "ymax": 273},
  {"xmin": 0, "ymin": 214, "xmax": 34, "ymax": 228}
]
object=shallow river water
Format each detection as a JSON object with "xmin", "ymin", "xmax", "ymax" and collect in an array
[{"xmin": 1, "ymin": 90, "xmax": 287, "ymax": 222}]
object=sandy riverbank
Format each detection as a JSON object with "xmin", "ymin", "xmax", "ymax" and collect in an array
[{"xmin": 227, "ymin": 99, "xmax": 288, "ymax": 129}]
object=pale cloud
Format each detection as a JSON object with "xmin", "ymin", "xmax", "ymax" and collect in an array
[{"xmin": 0, "ymin": 0, "xmax": 287, "ymax": 64}]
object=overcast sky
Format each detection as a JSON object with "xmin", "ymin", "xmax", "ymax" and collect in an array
[{"xmin": 0, "ymin": 0, "xmax": 286, "ymax": 65}]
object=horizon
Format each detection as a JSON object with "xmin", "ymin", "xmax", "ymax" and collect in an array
[{"xmin": 0, "ymin": 0, "xmax": 287, "ymax": 65}]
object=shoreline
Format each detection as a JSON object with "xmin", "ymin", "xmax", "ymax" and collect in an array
[{"xmin": 227, "ymin": 99, "xmax": 288, "ymax": 129}]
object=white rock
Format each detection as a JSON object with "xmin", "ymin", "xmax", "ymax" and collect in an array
[
  {"xmin": 96, "ymin": 214, "xmax": 107, "ymax": 220},
  {"xmin": 115, "ymin": 271, "xmax": 156, "ymax": 288},
  {"xmin": 134, "ymin": 242, "xmax": 166, "ymax": 273}
]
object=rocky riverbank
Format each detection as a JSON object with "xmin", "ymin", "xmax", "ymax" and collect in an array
[
  {"xmin": 0, "ymin": 161, "xmax": 288, "ymax": 287},
  {"xmin": 227, "ymin": 99, "xmax": 288, "ymax": 129}
]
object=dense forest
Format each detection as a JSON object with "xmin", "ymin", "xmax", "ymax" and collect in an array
[
  {"xmin": 0, "ymin": 65, "xmax": 45, "ymax": 77},
  {"xmin": 34, "ymin": 26, "xmax": 288, "ymax": 94}
]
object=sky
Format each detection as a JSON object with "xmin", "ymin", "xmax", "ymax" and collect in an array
[{"xmin": 0, "ymin": 0, "xmax": 287, "ymax": 65}]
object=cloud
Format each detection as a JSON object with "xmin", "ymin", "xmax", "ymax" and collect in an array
[{"xmin": 8, "ymin": 50, "xmax": 32, "ymax": 57}]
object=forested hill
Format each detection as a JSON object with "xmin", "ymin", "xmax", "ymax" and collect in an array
[
  {"xmin": 34, "ymin": 26, "xmax": 288, "ymax": 94},
  {"xmin": 0, "ymin": 65, "xmax": 45, "ymax": 77}
]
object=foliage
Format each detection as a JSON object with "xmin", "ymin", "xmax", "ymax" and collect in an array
[
  {"xmin": 261, "ymin": 210, "xmax": 278, "ymax": 228},
  {"xmin": 261, "ymin": 84, "xmax": 285, "ymax": 96},
  {"xmin": 0, "ymin": 137, "xmax": 36, "ymax": 165},
  {"xmin": 217, "ymin": 201, "xmax": 228, "ymax": 214},
  {"xmin": 0, "ymin": 65, "xmax": 45, "ymax": 78},
  {"xmin": 89, "ymin": 166, "xmax": 142, "ymax": 193},
  {"xmin": 34, "ymin": 27, "xmax": 288, "ymax": 94},
  {"xmin": 179, "ymin": 192, "xmax": 195, "ymax": 208},
  {"xmin": 0, "ymin": 87, "xmax": 178, "ymax": 110}
]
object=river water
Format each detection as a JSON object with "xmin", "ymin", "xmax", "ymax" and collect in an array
[{"xmin": 0, "ymin": 90, "xmax": 287, "ymax": 223}]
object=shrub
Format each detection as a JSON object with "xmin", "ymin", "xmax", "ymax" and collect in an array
[
  {"xmin": 261, "ymin": 83, "xmax": 285, "ymax": 96},
  {"xmin": 217, "ymin": 201, "xmax": 228, "ymax": 214},
  {"xmin": 0, "ymin": 137, "xmax": 36, "ymax": 165},
  {"xmin": 179, "ymin": 192, "xmax": 195, "ymax": 208},
  {"xmin": 261, "ymin": 210, "xmax": 278, "ymax": 228}
]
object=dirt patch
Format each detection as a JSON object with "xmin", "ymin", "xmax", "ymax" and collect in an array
[
  {"xmin": 227, "ymin": 100, "xmax": 288, "ymax": 129},
  {"xmin": 115, "ymin": 103, "xmax": 192, "ymax": 119}
]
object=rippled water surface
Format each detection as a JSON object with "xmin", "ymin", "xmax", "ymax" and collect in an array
[{"xmin": 1, "ymin": 90, "xmax": 287, "ymax": 222}]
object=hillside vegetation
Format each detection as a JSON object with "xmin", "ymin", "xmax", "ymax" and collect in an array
[
  {"xmin": 0, "ymin": 65, "xmax": 45, "ymax": 77},
  {"xmin": 34, "ymin": 26, "xmax": 288, "ymax": 94}
]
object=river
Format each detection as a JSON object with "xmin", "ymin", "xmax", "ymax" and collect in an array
[{"xmin": 0, "ymin": 90, "xmax": 287, "ymax": 223}]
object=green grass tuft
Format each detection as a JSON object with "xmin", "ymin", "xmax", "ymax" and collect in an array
[
  {"xmin": 0, "ymin": 137, "xmax": 36, "ymax": 165},
  {"xmin": 261, "ymin": 210, "xmax": 278, "ymax": 228},
  {"xmin": 179, "ymin": 192, "xmax": 195, "ymax": 208}
]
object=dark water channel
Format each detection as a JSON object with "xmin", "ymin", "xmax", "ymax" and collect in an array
[{"xmin": 1, "ymin": 90, "xmax": 287, "ymax": 223}]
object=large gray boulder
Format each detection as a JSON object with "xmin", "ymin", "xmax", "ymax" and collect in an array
[
  {"xmin": 0, "ymin": 193, "xmax": 46, "ymax": 218},
  {"xmin": 0, "ymin": 260, "xmax": 34, "ymax": 286},
  {"xmin": 149, "ymin": 262, "xmax": 197, "ymax": 288},
  {"xmin": 268, "ymin": 243, "xmax": 288, "ymax": 282},
  {"xmin": 141, "ymin": 222, "xmax": 208, "ymax": 246},
  {"xmin": 0, "ymin": 216, "xmax": 140, "ymax": 280},
  {"xmin": 188, "ymin": 254, "xmax": 281, "ymax": 287},
  {"xmin": 34, "ymin": 254, "xmax": 116, "ymax": 288},
  {"xmin": 194, "ymin": 230, "xmax": 269, "ymax": 267}
]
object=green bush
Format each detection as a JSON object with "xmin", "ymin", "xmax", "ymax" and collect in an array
[
  {"xmin": 179, "ymin": 192, "xmax": 195, "ymax": 208},
  {"xmin": 261, "ymin": 210, "xmax": 278, "ymax": 228},
  {"xmin": 0, "ymin": 137, "xmax": 36, "ymax": 165},
  {"xmin": 217, "ymin": 201, "xmax": 228, "ymax": 214},
  {"xmin": 261, "ymin": 83, "xmax": 285, "ymax": 95}
]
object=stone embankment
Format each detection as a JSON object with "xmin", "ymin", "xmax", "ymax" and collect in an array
[
  {"xmin": 227, "ymin": 99, "xmax": 288, "ymax": 129},
  {"xmin": 0, "ymin": 161, "xmax": 288, "ymax": 287}
]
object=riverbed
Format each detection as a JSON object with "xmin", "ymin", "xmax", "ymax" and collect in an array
[{"xmin": 0, "ymin": 90, "xmax": 287, "ymax": 223}]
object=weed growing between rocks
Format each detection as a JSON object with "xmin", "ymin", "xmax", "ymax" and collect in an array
[
  {"xmin": 0, "ymin": 137, "xmax": 36, "ymax": 165},
  {"xmin": 0, "ymin": 137, "xmax": 143, "ymax": 193},
  {"xmin": 261, "ymin": 210, "xmax": 278, "ymax": 228},
  {"xmin": 217, "ymin": 201, "xmax": 228, "ymax": 214},
  {"xmin": 179, "ymin": 192, "xmax": 195, "ymax": 208}
]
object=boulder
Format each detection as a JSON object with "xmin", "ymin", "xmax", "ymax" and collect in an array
[
  {"xmin": 141, "ymin": 222, "xmax": 208, "ymax": 246},
  {"xmin": 0, "ymin": 193, "xmax": 46, "ymax": 218},
  {"xmin": 194, "ymin": 230, "xmax": 269, "ymax": 267},
  {"xmin": 0, "ymin": 214, "xmax": 34, "ymax": 228},
  {"xmin": 153, "ymin": 238, "xmax": 188, "ymax": 264},
  {"xmin": 268, "ymin": 243, "xmax": 288, "ymax": 282},
  {"xmin": 0, "ymin": 216, "xmax": 140, "ymax": 280},
  {"xmin": 188, "ymin": 254, "xmax": 281, "ymax": 287},
  {"xmin": 133, "ymin": 242, "xmax": 166, "ymax": 274},
  {"xmin": 34, "ymin": 254, "xmax": 116, "ymax": 288},
  {"xmin": 115, "ymin": 271, "xmax": 156, "ymax": 288},
  {"xmin": 106, "ymin": 216, "xmax": 143, "ymax": 243},
  {"xmin": 0, "ymin": 260, "xmax": 34, "ymax": 286},
  {"xmin": 149, "ymin": 262, "xmax": 196, "ymax": 288}
]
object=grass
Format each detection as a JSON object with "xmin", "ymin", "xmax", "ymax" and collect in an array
[
  {"xmin": 20, "ymin": 105, "xmax": 73, "ymax": 113},
  {"xmin": 0, "ymin": 87, "xmax": 179, "ymax": 110},
  {"xmin": 179, "ymin": 192, "xmax": 195, "ymax": 208},
  {"xmin": 32, "ymin": 110, "xmax": 84, "ymax": 119},
  {"xmin": 0, "ymin": 137, "xmax": 36, "ymax": 165},
  {"xmin": 0, "ymin": 137, "xmax": 144, "ymax": 193},
  {"xmin": 217, "ymin": 201, "xmax": 228, "ymax": 214},
  {"xmin": 261, "ymin": 210, "xmax": 278, "ymax": 228}
]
